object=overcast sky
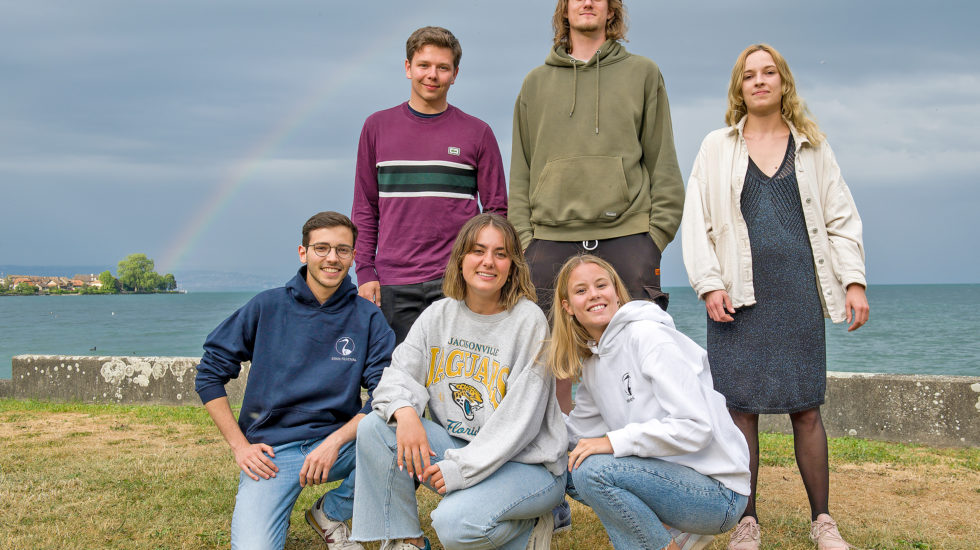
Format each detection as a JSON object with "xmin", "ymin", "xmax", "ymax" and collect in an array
[{"xmin": 1, "ymin": 1, "xmax": 977, "ymax": 287}]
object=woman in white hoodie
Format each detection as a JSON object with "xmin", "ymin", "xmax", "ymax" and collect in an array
[{"xmin": 548, "ymin": 254, "xmax": 750, "ymax": 550}]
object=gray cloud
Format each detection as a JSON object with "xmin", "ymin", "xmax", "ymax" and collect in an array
[{"xmin": 1, "ymin": 0, "xmax": 977, "ymax": 285}]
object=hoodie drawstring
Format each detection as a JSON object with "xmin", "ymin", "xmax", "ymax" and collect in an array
[
  {"xmin": 568, "ymin": 47, "xmax": 602, "ymax": 134},
  {"xmin": 594, "ymin": 49, "xmax": 600, "ymax": 134},
  {"xmin": 569, "ymin": 61, "xmax": 578, "ymax": 117}
]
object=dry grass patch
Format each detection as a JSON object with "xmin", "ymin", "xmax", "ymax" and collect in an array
[{"xmin": 1, "ymin": 400, "xmax": 978, "ymax": 549}]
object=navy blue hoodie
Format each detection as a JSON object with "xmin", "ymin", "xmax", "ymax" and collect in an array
[{"xmin": 195, "ymin": 267, "xmax": 394, "ymax": 446}]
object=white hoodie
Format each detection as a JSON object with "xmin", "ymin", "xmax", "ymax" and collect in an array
[{"xmin": 565, "ymin": 300, "xmax": 751, "ymax": 495}]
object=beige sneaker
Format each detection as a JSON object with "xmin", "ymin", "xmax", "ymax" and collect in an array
[
  {"xmin": 809, "ymin": 514, "xmax": 854, "ymax": 549},
  {"xmin": 305, "ymin": 495, "xmax": 365, "ymax": 550},
  {"xmin": 727, "ymin": 516, "xmax": 760, "ymax": 550},
  {"xmin": 525, "ymin": 511, "xmax": 554, "ymax": 550}
]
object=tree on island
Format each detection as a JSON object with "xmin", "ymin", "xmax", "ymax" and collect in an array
[
  {"xmin": 99, "ymin": 270, "xmax": 120, "ymax": 294},
  {"xmin": 14, "ymin": 282, "xmax": 37, "ymax": 295},
  {"xmin": 117, "ymin": 253, "xmax": 177, "ymax": 293}
]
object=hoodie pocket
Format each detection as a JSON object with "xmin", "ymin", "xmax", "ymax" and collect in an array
[{"xmin": 530, "ymin": 156, "xmax": 630, "ymax": 225}]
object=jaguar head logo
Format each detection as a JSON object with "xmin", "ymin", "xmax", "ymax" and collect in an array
[{"xmin": 449, "ymin": 382, "xmax": 484, "ymax": 421}]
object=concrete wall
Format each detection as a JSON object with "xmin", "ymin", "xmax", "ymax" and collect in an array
[
  {"xmin": 0, "ymin": 377, "xmax": 10, "ymax": 398},
  {"xmin": 757, "ymin": 371, "xmax": 980, "ymax": 447},
  {"xmin": 5, "ymin": 356, "xmax": 980, "ymax": 447},
  {"xmin": 9, "ymin": 355, "xmax": 249, "ymax": 406}
]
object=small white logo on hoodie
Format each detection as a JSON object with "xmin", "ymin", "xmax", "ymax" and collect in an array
[
  {"xmin": 448, "ymin": 146, "xmax": 461, "ymax": 156},
  {"xmin": 621, "ymin": 373, "xmax": 635, "ymax": 402},
  {"xmin": 335, "ymin": 337, "xmax": 355, "ymax": 357}
]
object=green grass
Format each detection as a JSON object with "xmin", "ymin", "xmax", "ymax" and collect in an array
[{"xmin": 1, "ymin": 399, "xmax": 978, "ymax": 549}]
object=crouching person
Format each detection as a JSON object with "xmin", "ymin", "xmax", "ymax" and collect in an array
[
  {"xmin": 550, "ymin": 255, "xmax": 751, "ymax": 550},
  {"xmin": 195, "ymin": 211, "xmax": 395, "ymax": 550},
  {"xmin": 351, "ymin": 214, "xmax": 568, "ymax": 550}
]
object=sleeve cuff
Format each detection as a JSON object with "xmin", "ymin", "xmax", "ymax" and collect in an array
[
  {"xmin": 196, "ymin": 384, "xmax": 228, "ymax": 405},
  {"xmin": 606, "ymin": 428, "xmax": 632, "ymax": 458},
  {"xmin": 437, "ymin": 459, "xmax": 464, "ymax": 494}
]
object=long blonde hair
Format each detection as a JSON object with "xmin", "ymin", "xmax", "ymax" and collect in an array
[
  {"xmin": 552, "ymin": 0, "xmax": 628, "ymax": 49},
  {"xmin": 442, "ymin": 213, "xmax": 536, "ymax": 310},
  {"xmin": 725, "ymin": 43, "xmax": 824, "ymax": 145},
  {"xmin": 547, "ymin": 255, "xmax": 631, "ymax": 380}
]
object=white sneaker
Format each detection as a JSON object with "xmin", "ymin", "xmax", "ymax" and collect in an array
[
  {"xmin": 305, "ymin": 495, "xmax": 364, "ymax": 550},
  {"xmin": 526, "ymin": 512, "xmax": 554, "ymax": 550},
  {"xmin": 667, "ymin": 526, "xmax": 715, "ymax": 550},
  {"xmin": 380, "ymin": 539, "xmax": 430, "ymax": 550}
]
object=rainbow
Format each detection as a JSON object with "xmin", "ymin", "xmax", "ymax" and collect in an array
[{"xmin": 159, "ymin": 29, "xmax": 410, "ymax": 273}]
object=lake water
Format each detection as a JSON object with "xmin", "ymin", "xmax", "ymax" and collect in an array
[{"xmin": 1, "ymin": 284, "xmax": 978, "ymax": 380}]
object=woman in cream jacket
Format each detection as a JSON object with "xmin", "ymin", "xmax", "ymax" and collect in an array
[{"xmin": 681, "ymin": 44, "xmax": 869, "ymax": 550}]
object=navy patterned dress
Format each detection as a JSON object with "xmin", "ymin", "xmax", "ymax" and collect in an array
[{"xmin": 707, "ymin": 136, "xmax": 826, "ymax": 414}]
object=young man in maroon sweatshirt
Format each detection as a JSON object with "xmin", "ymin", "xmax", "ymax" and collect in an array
[{"xmin": 351, "ymin": 26, "xmax": 507, "ymax": 344}]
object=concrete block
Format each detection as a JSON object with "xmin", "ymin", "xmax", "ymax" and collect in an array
[
  {"xmin": 11, "ymin": 355, "xmax": 250, "ymax": 406},
  {"xmin": 759, "ymin": 371, "xmax": 980, "ymax": 448},
  {"xmin": 0, "ymin": 378, "xmax": 10, "ymax": 398}
]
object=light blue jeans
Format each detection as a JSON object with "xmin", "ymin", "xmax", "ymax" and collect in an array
[
  {"xmin": 230, "ymin": 437, "xmax": 356, "ymax": 550},
  {"xmin": 352, "ymin": 412, "xmax": 566, "ymax": 550},
  {"xmin": 567, "ymin": 454, "xmax": 748, "ymax": 550}
]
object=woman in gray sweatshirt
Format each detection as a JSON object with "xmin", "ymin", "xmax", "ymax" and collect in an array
[{"xmin": 351, "ymin": 213, "xmax": 568, "ymax": 550}]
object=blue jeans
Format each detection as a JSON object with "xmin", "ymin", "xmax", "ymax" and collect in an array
[
  {"xmin": 230, "ymin": 437, "xmax": 357, "ymax": 550},
  {"xmin": 567, "ymin": 454, "xmax": 748, "ymax": 550},
  {"xmin": 352, "ymin": 413, "xmax": 566, "ymax": 550}
]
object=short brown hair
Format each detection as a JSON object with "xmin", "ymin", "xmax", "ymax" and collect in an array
[
  {"xmin": 406, "ymin": 26, "xmax": 462, "ymax": 69},
  {"xmin": 301, "ymin": 211, "xmax": 357, "ymax": 247},
  {"xmin": 442, "ymin": 213, "xmax": 536, "ymax": 310},
  {"xmin": 552, "ymin": 0, "xmax": 628, "ymax": 49}
]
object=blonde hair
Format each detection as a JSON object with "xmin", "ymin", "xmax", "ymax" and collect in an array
[
  {"xmin": 442, "ymin": 214, "xmax": 536, "ymax": 310},
  {"xmin": 552, "ymin": 0, "xmax": 628, "ymax": 50},
  {"xmin": 547, "ymin": 255, "xmax": 631, "ymax": 380},
  {"xmin": 725, "ymin": 43, "xmax": 824, "ymax": 145}
]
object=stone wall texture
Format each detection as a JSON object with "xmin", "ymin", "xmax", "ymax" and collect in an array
[
  {"xmin": 5, "ymin": 356, "xmax": 980, "ymax": 447},
  {"xmin": 9, "ymin": 355, "xmax": 249, "ymax": 406}
]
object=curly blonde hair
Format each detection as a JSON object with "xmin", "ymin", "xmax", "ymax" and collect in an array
[
  {"xmin": 552, "ymin": 0, "xmax": 628, "ymax": 50},
  {"xmin": 547, "ymin": 255, "xmax": 631, "ymax": 380},
  {"xmin": 725, "ymin": 43, "xmax": 824, "ymax": 145},
  {"xmin": 442, "ymin": 214, "xmax": 536, "ymax": 311}
]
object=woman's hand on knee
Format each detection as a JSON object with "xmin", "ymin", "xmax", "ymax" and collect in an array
[
  {"xmin": 393, "ymin": 407, "xmax": 435, "ymax": 480},
  {"xmin": 422, "ymin": 463, "xmax": 446, "ymax": 494},
  {"xmin": 568, "ymin": 436, "xmax": 613, "ymax": 471}
]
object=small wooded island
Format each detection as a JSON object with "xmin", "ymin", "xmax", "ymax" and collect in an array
[{"xmin": 1, "ymin": 254, "xmax": 179, "ymax": 295}]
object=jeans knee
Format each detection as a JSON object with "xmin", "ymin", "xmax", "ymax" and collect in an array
[
  {"xmin": 570, "ymin": 459, "xmax": 607, "ymax": 497},
  {"xmin": 431, "ymin": 506, "xmax": 481, "ymax": 549}
]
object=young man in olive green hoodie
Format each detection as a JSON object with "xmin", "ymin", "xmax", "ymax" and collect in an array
[{"xmin": 509, "ymin": 0, "xmax": 684, "ymax": 338}]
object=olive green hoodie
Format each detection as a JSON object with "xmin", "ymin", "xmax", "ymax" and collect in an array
[{"xmin": 509, "ymin": 40, "xmax": 684, "ymax": 250}]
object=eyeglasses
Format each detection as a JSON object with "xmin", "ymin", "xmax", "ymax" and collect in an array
[{"xmin": 307, "ymin": 243, "xmax": 354, "ymax": 259}]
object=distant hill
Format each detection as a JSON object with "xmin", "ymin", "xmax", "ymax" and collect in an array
[{"xmin": 0, "ymin": 265, "xmax": 280, "ymax": 293}]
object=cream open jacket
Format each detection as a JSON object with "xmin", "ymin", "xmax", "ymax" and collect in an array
[{"xmin": 681, "ymin": 117, "xmax": 865, "ymax": 323}]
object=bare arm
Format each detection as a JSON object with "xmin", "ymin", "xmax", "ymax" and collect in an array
[{"xmin": 203, "ymin": 396, "xmax": 278, "ymax": 481}]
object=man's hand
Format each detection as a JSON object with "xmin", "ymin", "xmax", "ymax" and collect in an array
[
  {"xmin": 358, "ymin": 281, "xmax": 381, "ymax": 306},
  {"xmin": 299, "ymin": 437, "xmax": 341, "ymax": 487},
  {"xmin": 568, "ymin": 436, "xmax": 613, "ymax": 471},
  {"xmin": 393, "ymin": 407, "xmax": 435, "ymax": 480},
  {"xmin": 232, "ymin": 442, "xmax": 278, "ymax": 481},
  {"xmin": 704, "ymin": 289, "xmax": 735, "ymax": 322}
]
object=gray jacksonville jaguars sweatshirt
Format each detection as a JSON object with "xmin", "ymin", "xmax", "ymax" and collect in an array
[{"xmin": 371, "ymin": 297, "xmax": 568, "ymax": 493}]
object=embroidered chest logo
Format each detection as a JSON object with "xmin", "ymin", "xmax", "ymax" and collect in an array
[
  {"xmin": 621, "ymin": 373, "xmax": 635, "ymax": 403},
  {"xmin": 447, "ymin": 146, "xmax": 461, "ymax": 156},
  {"xmin": 335, "ymin": 337, "xmax": 355, "ymax": 356},
  {"xmin": 449, "ymin": 382, "xmax": 484, "ymax": 420}
]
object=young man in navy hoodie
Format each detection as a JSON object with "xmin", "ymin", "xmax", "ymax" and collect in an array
[{"xmin": 196, "ymin": 211, "xmax": 394, "ymax": 550}]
